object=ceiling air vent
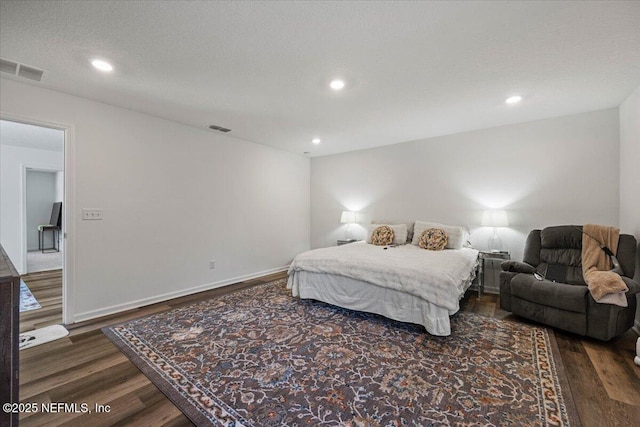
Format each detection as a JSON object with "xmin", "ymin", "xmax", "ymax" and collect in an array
[
  {"xmin": 208, "ymin": 125, "xmax": 231, "ymax": 133},
  {"xmin": 0, "ymin": 57, "xmax": 45, "ymax": 82},
  {"xmin": 18, "ymin": 64, "xmax": 45, "ymax": 82},
  {"xmin": 0, "ymin": 58, "xmax": 18, "ymax": 74}
]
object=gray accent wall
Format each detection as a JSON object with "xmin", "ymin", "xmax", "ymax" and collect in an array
[{"xmin": 311, "ymin": 108, "xmax": 620, "ymax": 265}]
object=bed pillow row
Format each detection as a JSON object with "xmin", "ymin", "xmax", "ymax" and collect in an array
[
  {"xmin": 367, "ymin": 220, "xmax": 469, "ymax": 249},
  {"xmin": 411, "ymin": 220, "xmax": 468, "ymax": 249}
]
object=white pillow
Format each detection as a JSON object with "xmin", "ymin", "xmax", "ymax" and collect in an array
[
  {"xmin": 366, "ymin": 223, "xmax": 408, "ymax": 245},
  {"xmin": 411, "ymin": 221, "xmax": 468, "ymax": 249}
]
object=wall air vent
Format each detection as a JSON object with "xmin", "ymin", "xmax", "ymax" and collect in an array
[
  {"xmin": 0, "ymin": 58, "xmax": 18, "ymax": 74},
  {"xmin": 208, "ymin": 125, "xmax": 231, "ymax": 133},
  {"xmin": 0, "ymin": 57, "xmax": 45, "ymax": 82}
]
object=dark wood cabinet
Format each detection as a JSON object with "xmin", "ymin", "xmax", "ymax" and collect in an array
[{"xmin": 0, "ymin": 245, "xmax": 19, "ymax": 427}]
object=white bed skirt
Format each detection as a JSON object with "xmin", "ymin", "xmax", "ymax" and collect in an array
[{"xmin": 288, "ymin": 271, "xmax": 459, "ymax": 336}]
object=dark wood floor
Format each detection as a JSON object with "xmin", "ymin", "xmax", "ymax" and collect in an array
[
  {"xmin": 19, "ymin": 270, "xmax": 640, "ymax": 426},
  {"xmin": 19, "ymin": 270, "xmax": 63, "ymax": 334}
]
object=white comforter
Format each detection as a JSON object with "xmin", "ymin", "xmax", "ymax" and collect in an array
[{"xmin": 288, "ymin": 242, "xmax": 479, "ymax": 312}]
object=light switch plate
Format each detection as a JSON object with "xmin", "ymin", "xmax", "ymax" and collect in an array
[{"xmin": 82, "ymin": 208, "xmax": 103, "ymax": 220}]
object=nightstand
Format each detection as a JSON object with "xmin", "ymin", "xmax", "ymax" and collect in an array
[
  {"xmin": 337, "ymin": 239, "xmax": 358, "ymax": 246},
  {"xmin": 477, "ymin": 251, "xmax": 510, "ymax": 297}
]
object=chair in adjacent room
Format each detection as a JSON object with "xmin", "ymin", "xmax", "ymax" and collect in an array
[
  {"xmin": 37, "ymin": 202, "xmax": 62, "ymax": 253},
  {"xmin": 500, "ymin": 225, "xmax": 639, "ymax": 341}
]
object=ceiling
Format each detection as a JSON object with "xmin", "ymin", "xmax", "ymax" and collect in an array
[
  {"xmin": 1, "ymin": 1, "xmax": 639, "ymax": 157},
  {"xmin": 0, "ymin": 119, "xmax": 64, "ymax": 152}
]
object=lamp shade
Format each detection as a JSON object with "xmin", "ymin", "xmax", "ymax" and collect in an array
[
  {"xmin": 340, "ymin": 211, "xmax": 356, "ymax": 224},
  {"xmin": 481, "ymin": 209, "xmax": 509, "ymax": 227}
]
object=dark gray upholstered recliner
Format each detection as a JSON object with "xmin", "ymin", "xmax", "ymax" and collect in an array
[{"xmin": 500, "ymin": 225, "xmax": 639, "ymax": 341}]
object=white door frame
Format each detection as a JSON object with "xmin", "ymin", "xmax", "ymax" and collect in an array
[{"xmin": 1, "ymin": 113, "xmax": 76, "ymax": 324}]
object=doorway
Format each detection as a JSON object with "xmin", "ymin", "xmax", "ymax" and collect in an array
[
  {"xmin": 0, "ymin": 119, "xmax": 65, "ymax": 331},
  {"xmin": 26, "ymin": 169, "xmax": 63, "ymax": 272}
]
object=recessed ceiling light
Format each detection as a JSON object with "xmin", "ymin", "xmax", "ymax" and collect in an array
[
  {"xmin": 91, "ymin": 59, "xmax": 113, "ymax": 72},
  {"xmin": 312, "ymin": 138, "xmax": 321, "ymax": 145},
  {"xmin": 329, "ymin": 79, "xmax": 345, "ymax": 90},
  {"xmin": 505, "ymin": 95, "xmax": 522, "ymax": 104}
]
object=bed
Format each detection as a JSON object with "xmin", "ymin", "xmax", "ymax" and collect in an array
[{"xmin": 287, "ymin": 240, "xmax": 479, "ymax": 336}]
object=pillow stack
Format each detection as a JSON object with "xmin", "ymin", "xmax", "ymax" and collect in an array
[
  {"xmin": 412, "ymin": 221, "xmax": 468, "ymax": 249},
  {"xmin": 366, "ymin": 223, "xmax": 408, "ymax": 245}
]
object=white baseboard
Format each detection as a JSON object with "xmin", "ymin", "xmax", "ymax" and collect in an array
[
  {"xmin": 467, "ymin": 284, "xmax": 499, "ymax": 295},
  {"xmin": 72, "ymin": 266, "xmax": 289, "ymax": 323},
  {"xmin": 483, "ymin": 285, "xmax": 499, "ymax": 295}
]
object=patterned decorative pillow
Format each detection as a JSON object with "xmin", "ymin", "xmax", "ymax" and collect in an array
[
  {"xmin": 419, "ymin": 228, "xmax": 448, "ymax": 251},
  {"xmin": 371, "ymin": 225, "xmax": 394, "ymax": 246}
]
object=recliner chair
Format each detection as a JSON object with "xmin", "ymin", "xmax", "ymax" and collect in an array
[{"xmin": 500, "ymin": 225, "xmax": 639, "ymax": 341}]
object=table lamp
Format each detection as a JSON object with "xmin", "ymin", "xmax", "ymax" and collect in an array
[
  {"xmin": 340, "ymin": 211, "xmax": 356, "ymax": 240},
  {"xmin": 481, "ymin": 209, "xmax": 508, "ymax": 252}
]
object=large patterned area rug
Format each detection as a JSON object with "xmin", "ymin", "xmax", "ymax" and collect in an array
[{"xmin": 103, "ymin": 279, "xmax": 580, "ymax": 426}]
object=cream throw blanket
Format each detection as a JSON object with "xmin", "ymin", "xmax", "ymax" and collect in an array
[{"xmin": 582, "ymin": 224, "xmax": 628, "ymax": 307}]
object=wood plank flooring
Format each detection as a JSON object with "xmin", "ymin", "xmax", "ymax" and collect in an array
[
  {"xmin": 19, "ymin": 270, "xmax": 63, "ymax": 333},
  {"xmin": 18, "ymin": 271, "xmax": 640, "ymax": 426}
]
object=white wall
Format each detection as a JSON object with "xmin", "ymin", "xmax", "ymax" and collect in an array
[
  {"xmin": 0, "ymin": 78, "xmax": 310, "ymax": 322},
  {"xmin": 311, "ymin": 109, "xmax": 620, "ymax": 264},
  {"xmin": 55, "ymin": 171, "xmax": 63, "ymax": 203},
  {"xmin": 0, "ymin": 144, "xmax": 63, "ymax": 273},
  {"xmin": 619, "ymin": 84, "xmax": 640, "ymax": 330}
]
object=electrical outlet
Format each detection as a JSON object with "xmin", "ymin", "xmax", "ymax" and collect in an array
[
  {"xmin": 209, "ymin": 260, "xmax": 216, "ymax": 269},
  {"xmin": 82, "ymin": 208, "xmax": 103, "ymax": 220}
]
